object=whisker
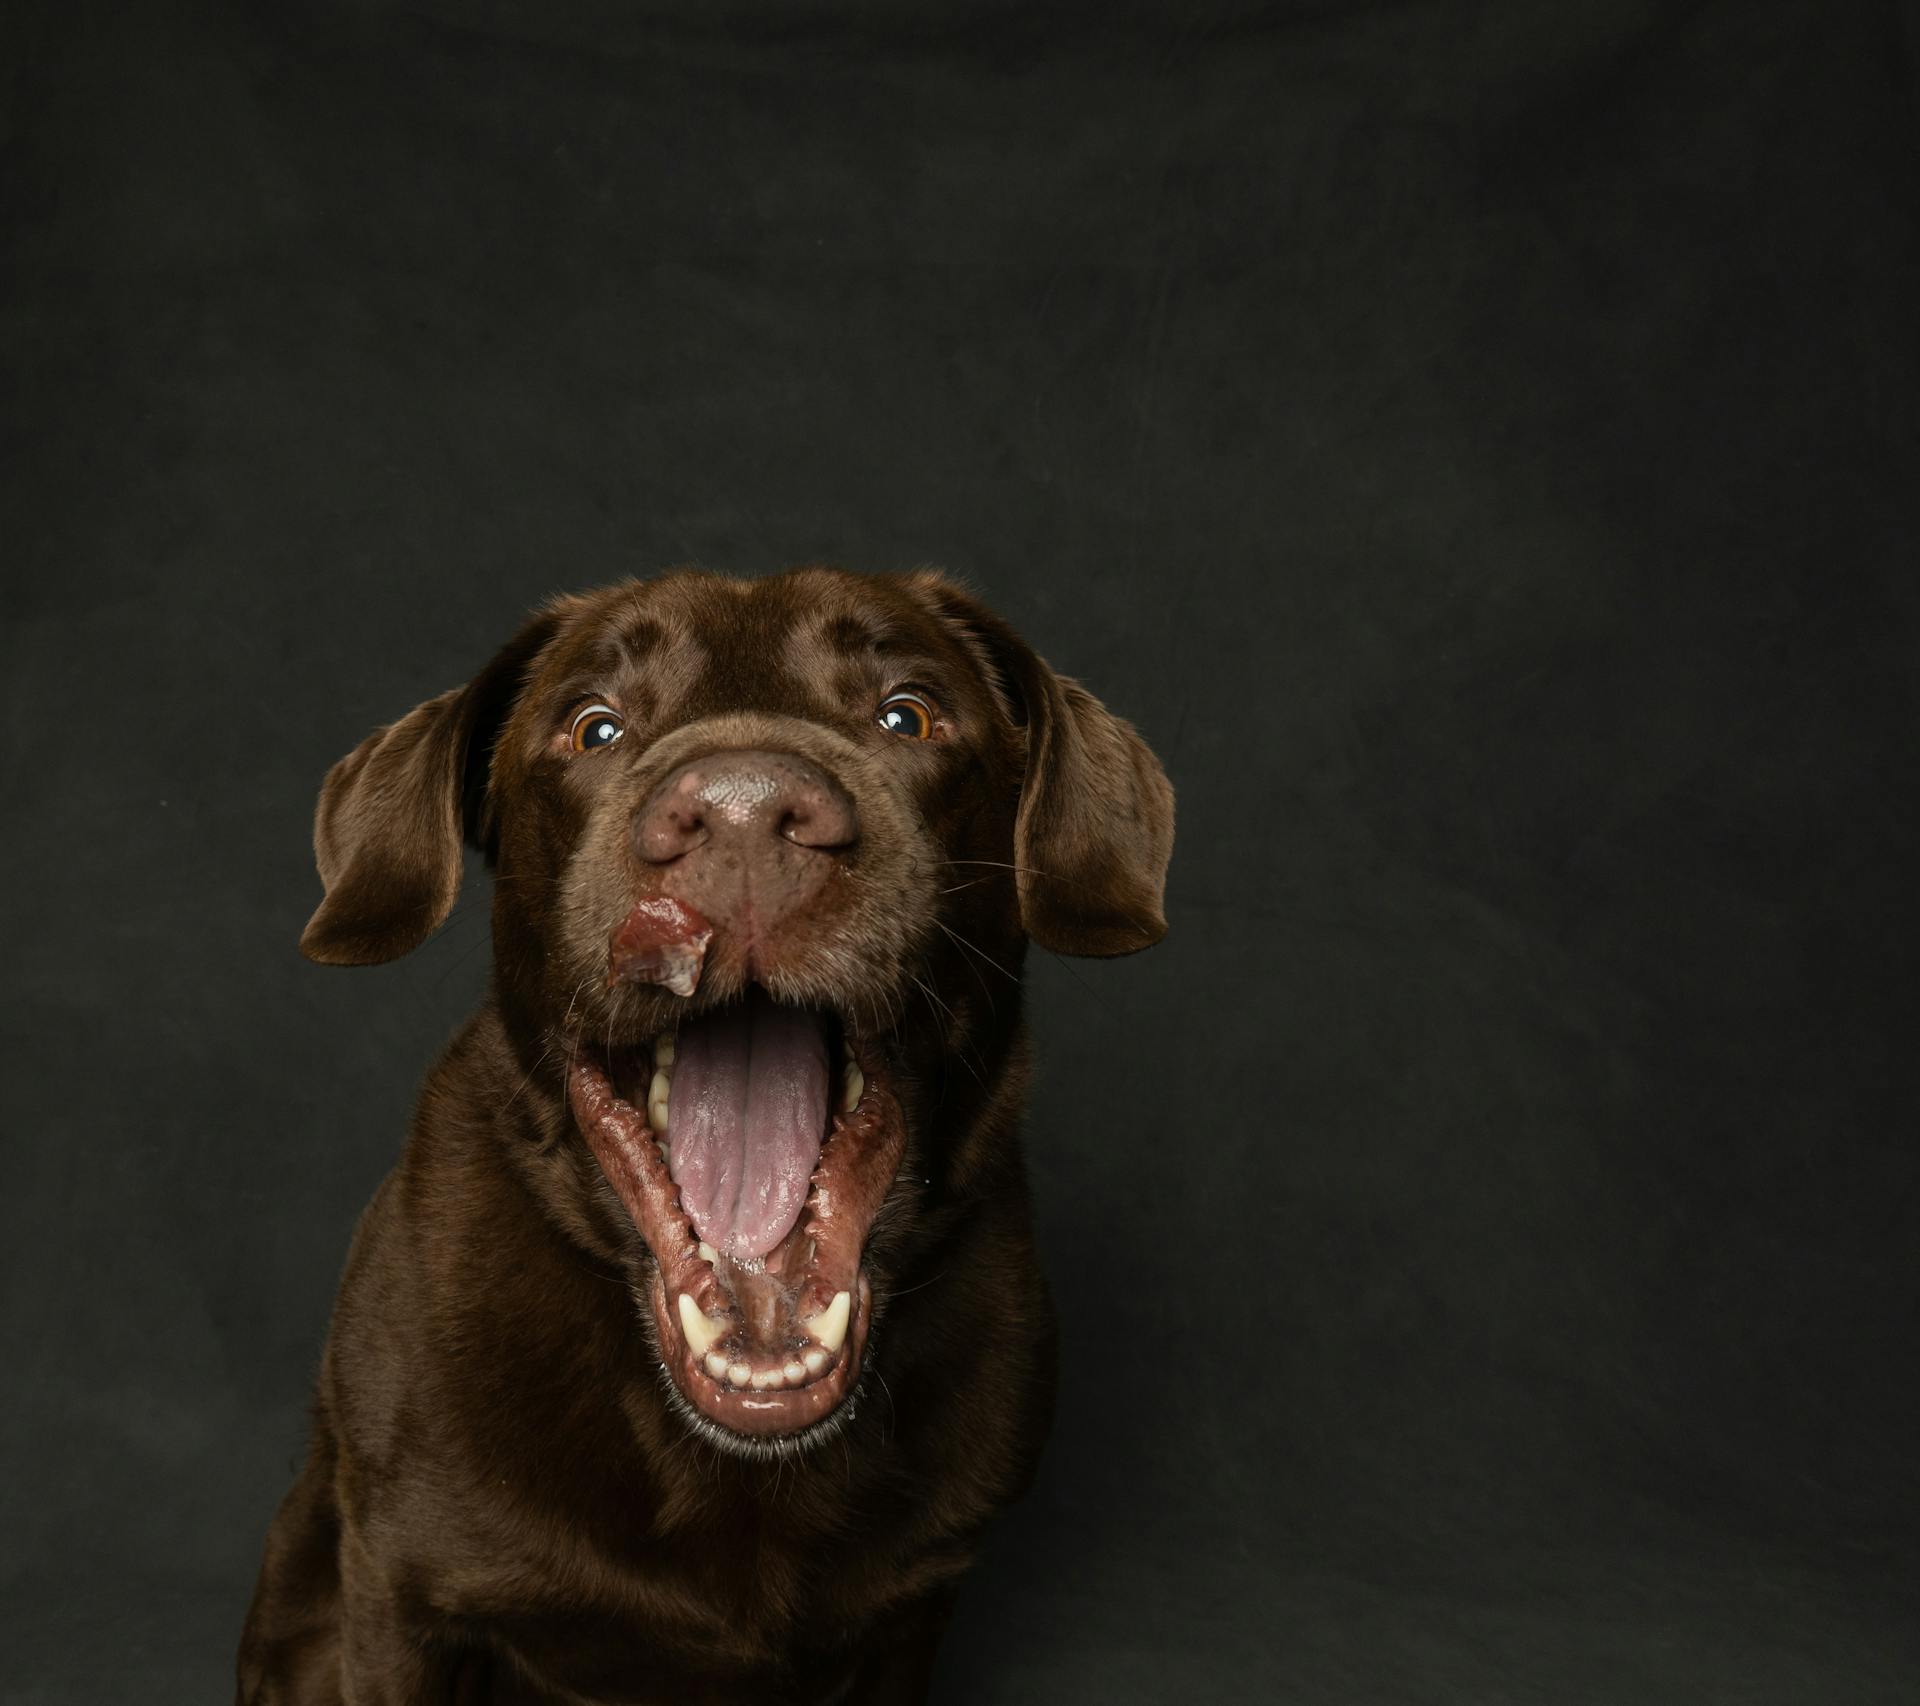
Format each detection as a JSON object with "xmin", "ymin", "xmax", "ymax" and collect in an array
[
  {"xmin": 937, "ymin": 858, "xmax": 1100, "ymax": 894},
  {"xmin": 500, "ymin": 1039, "xmax": 557, "ymax": 1116},
  {"xmin": 910, "ymin": 971, "xmax": 986, "ymax": 1089},
  {"xmin": 909, "ymin": 972, "xmax": 955, "ymax": 1030},
  {"xmin": 935, "ymin": 921, "xmax": 1018, "ymax": 985},
  {"xmin": 936, "ymin": 924, "xmax": 998, "ymax": 1017},
  {"xmin": 500, "ymin": 965, "xmax": 597, "ymax": 1116},
  {"xmin": 1043, "ymin": 948, "xmax": 1116, "ymax": 1017},
  {"xmin": 519, "ymin": 970, "xmax": 599, "ymax": 1119},
  {"xmin": 884, "ymin": 1268, "xmax": 947, "ymax": 1301}
]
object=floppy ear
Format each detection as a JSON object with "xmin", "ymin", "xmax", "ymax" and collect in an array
[
  {"xmin": 298, "ymin": 610, "xmax": 563, "ymax": 966},
  {"xmin": 909, "ymin": 575, "xmax": 1175, "ymax": 958}
]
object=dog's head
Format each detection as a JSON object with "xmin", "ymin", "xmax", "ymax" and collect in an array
[{"xmin": 298, "ymin": 568, "xmax": 1173, "ymax": 1452}]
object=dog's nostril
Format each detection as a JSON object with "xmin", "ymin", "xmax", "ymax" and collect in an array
[
  {"xmin": 781, "ymin": 796, "xmax": 855, "ymax": 852},
  {"xmin": 636, "ymin": 799, "xmax": 711, "ymax": 864},
  {"xmin": 777, "ymin": 801, "xmax": 813, "ymax": 837},
  {"xmin": 772, "ymin": 769, "xmax": 859, "ymax": 852}
]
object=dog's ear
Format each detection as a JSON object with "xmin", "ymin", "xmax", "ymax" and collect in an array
[
  {"xmin": 298, "ymin": 609, "xmax": 564, "ymax": 966},
  {"xmin": 907, "ymin": 574, "xmax": 1175, "ymax": 958}
]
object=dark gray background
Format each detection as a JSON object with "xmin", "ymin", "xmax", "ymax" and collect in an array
[{"xmin": 4, "ymin": 1, "xmax": 1917, "ymax": 1700}]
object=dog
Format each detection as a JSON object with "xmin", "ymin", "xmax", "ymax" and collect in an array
[{"xmin": 236, "ymin": 567, "xmax": 1174, "ymax": 1704}]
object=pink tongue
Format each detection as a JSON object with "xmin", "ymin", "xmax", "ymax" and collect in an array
[{"xmin": 666, "ymin": 996, "xmax": 829, "ymax": 1260}]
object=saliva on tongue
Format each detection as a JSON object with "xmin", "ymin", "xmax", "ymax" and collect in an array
[{"xmin": 666, "ymin": 991, "xmax": 831, "ymax": 1265}]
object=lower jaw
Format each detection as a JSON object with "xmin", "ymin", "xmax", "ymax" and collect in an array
[{"xmin": 645, "ymin": 1267, "xmax": 874, "ymax": 1444}]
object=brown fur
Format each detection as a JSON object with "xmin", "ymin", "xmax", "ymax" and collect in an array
[{"xmin": 237, "ymin": 568, "xmax": 1174, "ymax": 1704}]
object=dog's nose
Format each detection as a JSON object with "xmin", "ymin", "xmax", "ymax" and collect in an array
[
  {"xmin": 633, "ymin": 750, "xmax": 858, "ymax": 942},
  {"xmin": 635, "ymin": 750, "xmax": 857, "ymax": 862}
]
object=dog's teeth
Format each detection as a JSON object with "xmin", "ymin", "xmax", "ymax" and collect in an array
[
  {"xmin": 704, "ymin": 1351, "xmax": 730, "ymax": 1380},
  {"xmin": 653, "ymin": 1034, "xmax": 675, "ymax": 1069},
  {"xmin": 802, "ymin": 1347, "xmax": 828, "ymax": 1376},
  {"xmin": 804, "ymin": 1290, "xmax": 852, "ymax": 1355},
  {"xmin": 726, "ymin": 1362, "xmax": 752, "ymax": 1387},
  {"xmin": 783, "ymin": 1359, "xmax": 807, "ymax": 1384},
  {"xmin": 647, "ymin": 1069, "xmax": 671, "ymax": 1134},
  {"xmin": 749, "ymin": 1368, "xmax": 782, "ymax": 1390},
  {"xmin": 697, "ymin": 1241, "xmax": 719, "ymax": 1265},
  {"xmin": 840, "ymin": 1063, "xmax": 865, "ymax": 1114},
  {"xmin": 677, "ymin": 1293, "xmax": 729, "ymax": 1357}
]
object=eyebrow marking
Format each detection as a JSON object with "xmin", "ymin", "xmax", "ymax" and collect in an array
[
  {"xmin": 608, "ymin": 615, "xmax": 666, "ymax": 669},
  {"xmin": 818, "ymin": 613, "xmax": 894, "ymax": 655},
  {"xmin": 560, "ymin": 603, "xmax": 709, "ymax": 728}
]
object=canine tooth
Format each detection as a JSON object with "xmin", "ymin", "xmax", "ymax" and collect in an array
[
  {"xmin": 677, "ymin": 1293, "xmax": 729, "ymax": 1357},
  {"xmin": 727, "ymin": 1362, "xmax": 751, "ymax": 1387},
  {"xmin": 704, "ymin": 1351, "xmax": 730, "ymax": 1380},
  {"xmin": 647, "ymin": 1069, "xmax": 671, "ymax": 1134},
  {"xmin": 783, "ymin": 1359, "xmax": 807, "ymax": 1384},
  {"xmin": 841, "ymin": 1063, "xmax": 865, "ymax": 1113},
  {"xmin": 653, "ymin": 1034, "xmax": 675, "ymax": 1068},
  {"xmin": 803, "ymin": 1347, "xmax": 828, "ymax": 1375},
  {"xmin": 805, "ymin": 1290, "xmax": 852, "ymax": 1355},
  {"xmin": 697, "ymin": 1242, "xmax": 719, "ymax": 1265}
]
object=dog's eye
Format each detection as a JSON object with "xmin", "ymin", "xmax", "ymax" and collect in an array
[
  {"xmin": 876, "ymin": 692, "xmax": 936, "ymax": 740},
  {"xmin": 570, "ymin": 704, "xmax": 625, "ymax": 753}
]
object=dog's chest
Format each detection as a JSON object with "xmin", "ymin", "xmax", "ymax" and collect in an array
[{"xmin": 434, "ymin": 1461, "xmax": 949, "ymax": 1694}]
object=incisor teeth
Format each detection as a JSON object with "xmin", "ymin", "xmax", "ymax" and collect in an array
[
  {"xmin": 676, "ymin": 1293, "xmax": 729, "ymax": 1357},
  {"xmin": 783, "ymin": 1360, "xmax": 807, "ymax": 1384},
  {"xmin": 841, "ymin": 1063, "xmax": 865, "ymax": 1113},
  {"xmin": 653, "ymin": 1034, "xmax": 675, "ymax": 1068},
  {"xmin": 727, "ymin": 1362, "xmax": 751, "ymax": 1387},
  {"xmin": 803, "ymin": 1347, "xmax": 828, "ymax": 1376},
  {"xmin": 750, "ymin": 1369, "xmax": 782, "ymax": 1390},
  {"xmin": 805, "ymin": 1290, "xmax": 852, "ymax": 1355},
  {"xmin": 704, "ymin": 1351, "xmax": 730, "ymax": 1380},
  {"xmin": 647, "ymin": 1068, "xmax": 671, "ymax": 1134}
]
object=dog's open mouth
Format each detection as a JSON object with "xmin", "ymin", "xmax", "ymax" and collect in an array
[{"xmin": 568, "ymin": 988, "xmax": 904, "ymax": 1447}]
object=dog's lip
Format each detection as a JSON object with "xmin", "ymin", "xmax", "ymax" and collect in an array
[{"xmin": 567, "ymin": 1020, "xmax": 905, "ymax": 1446}]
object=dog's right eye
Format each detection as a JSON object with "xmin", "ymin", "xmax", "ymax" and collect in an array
[
  {"xmin": 570, "ymin": 704, "xmax": 626, "ymax": 753},
  {"xmin": 876, "ymin": 692, "xmax": 937, "ymax": 740}
]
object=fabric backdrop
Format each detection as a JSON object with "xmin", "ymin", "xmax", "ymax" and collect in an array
[{"xmin": 3, "ymin": 2, "xmax": 1916, "ymax": 1700}]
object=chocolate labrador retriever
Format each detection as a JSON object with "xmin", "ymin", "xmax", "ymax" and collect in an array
[{"xmin": 236, "ymin": 567, "xmax": 1174, "ymax": 1704}]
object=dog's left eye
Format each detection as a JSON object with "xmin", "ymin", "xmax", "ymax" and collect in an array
[
  {"xmin": 876, "ymin": 692, "xmax": 937, "ymax": 740},
  {"xmin": 570, "ymin": 704, "xmax": 625, "ymax": 753}
]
